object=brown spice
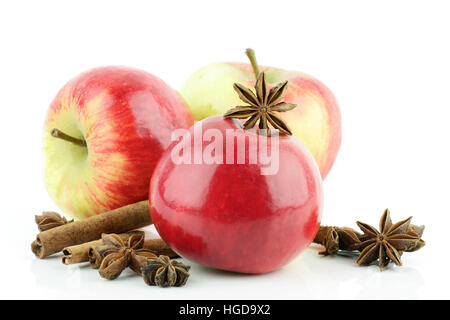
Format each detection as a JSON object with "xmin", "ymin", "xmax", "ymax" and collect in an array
[
  {"xmin": 88, "ymin": 237, "xmax": 178, "ymax": 269},
  {"xmin": 89, "ymin": 244, "xmax": 110, "ymax": 269},
  {"xmin": 313, "ymin": 226, "xmax": 361, "ymax": 255},
  {"xmin": 223, "ymin": 49, "xmax": 297, "ymax": 136},
  {"xmin": 31, "ymin": 201, "xmax": 152, "ymax": 259},
  {"xmin": 314, "ymin": 209, "xmax": 425, "ymax": 271},
  {"xmin": 143, "ymin": 239, "xmax": 179, "ymax": 258},
  {"xmin": 35, "ymin": 211, "xmax": 73, "ymax": 232},
  {"xmin": 224, "ymin": 72, "xmax": 296, "ymax": 136},
  {"xmin": 62, "ymin": 231, "xmax": 144, "ymax": 265},
  {"xmin": 142, "ymin": 255, "xmax": 191, "ymax": 287},
  {"xmin": 97, "ymin": 234, "xmax": 157, "ymax": 280},
  {"xmin": 353, "ymin": 209, "xmax": 424, "ymax": 270}
]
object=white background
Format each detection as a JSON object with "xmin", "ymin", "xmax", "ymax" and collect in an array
[{"xmin": 0, "ymin": 0, "xmax": 449, "ymax": 299}]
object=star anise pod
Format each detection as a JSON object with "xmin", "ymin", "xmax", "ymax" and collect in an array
[
  {"xmin": 406, "ymin": 224, "xmax": 426, "ymax": 251},
  {"xmin": 142, "ymin": 255, "xmax": 190, "ymax": 287},
  {"xmin": 313, "ymin": 226, "xmax": 362, "ymax": 255},
  {"xmin": 35, "ymin": 211, "xmax": 73, "ymax": 231},
  {"xmin": 353, "ymin": 209, "xmax": 425, "ymax": 270},
  {"xmin": 98, "ymin": 233, "xmax": 157, "ymax": 280},
  {"xmin": 89, "ymin": 243, "xmax": 113, "ymax": 269},
  {"xmin": 224, "ymin": 72, "xmax": 297, "ymax": 135}
]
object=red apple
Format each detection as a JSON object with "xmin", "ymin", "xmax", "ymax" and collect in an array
[
  {"xmin": 150, "ymin": 115, "xmax": 323, "ymax": 273},
  {"xmin": 43, "ymin": 66, "xmax": 194, "ymax": 219}
]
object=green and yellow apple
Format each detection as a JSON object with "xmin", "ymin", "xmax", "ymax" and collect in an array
[
  {"xmin": 43, "ymin": 66, "xmax": 194, "ymax": 220},
  {"xmin": 180, "ymin": 50, "xmax": 341, "ymax": 178}
]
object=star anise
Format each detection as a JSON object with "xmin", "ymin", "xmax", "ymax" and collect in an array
[
  {"xmin": 224, "ymin": 72, "xmax": 297, "ymax": 135},
  {"xmin": 98, "ymin": 233, "xmax": 157, "ymax": 280},
  {"xmin": 35, "ymin": 211, "xmax": 73, "ymax": 231},
  {"xmin": 313, "ymin": 226, "xmax": 362, "ymax": 255},
  {"xmin": 142, "ymin": 255, "xmax": 190, "ymax": 287},
  {"xmin": 406, "ymin": 224, "xmax": 426, "ymax": 251},
  {"xmin": 353, "ymin": 209, "xmax": 425, "ymax": 270},
  {"xmin": 89, "ymin": 243, "xmax": 115, "ymax": 269}
]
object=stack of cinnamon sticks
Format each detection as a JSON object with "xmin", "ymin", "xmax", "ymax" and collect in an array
[{"xmin": 31, "ymin": 201, "xmax": 178, "ymax": 266}]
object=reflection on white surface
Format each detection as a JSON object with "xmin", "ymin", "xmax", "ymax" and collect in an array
[
  {"xmin": 0, "ymin": 216, "xmax": 436, "ymax": 300},
  {"xmin": 65, "ymin": 264, "xmax": 82, "ymax": 290},
  {"xmin": 19, "ymin": 245, "xmax": 425, "ymax": 299},
  {"xmin": 296, "ymin": 246, "xmax": 425, "ymax": 299},
  {"xmin": 0, "ymin": 216, "xmax": 437, "ymax": 300}
]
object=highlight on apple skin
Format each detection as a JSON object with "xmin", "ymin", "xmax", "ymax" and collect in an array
[
  {"xmin": 43, "ymin": 66, "xmax": 194, "ymax": 220},
  {"xmin": 180, "ymin": 62, "xmax": 341, "ymax": 179}
]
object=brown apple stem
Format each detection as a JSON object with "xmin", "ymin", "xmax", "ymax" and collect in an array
[
  {"xmin": 245, "ymin": 48, "xmax": 260, "ymax": 79},
  {"xmin": 51, "ymin": 128, "xmax": 87, "ymax": 147}
]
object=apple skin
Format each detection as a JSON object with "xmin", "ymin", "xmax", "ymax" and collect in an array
[
  {"xmin": 180, "ymin": 63, "xmax": 341, "ymax": 178},
  {"xmin": 150, "ymin": 115, "xmax": 323, "ymax": 274},
  {"xmin": 43, "ymin": 66, "xmax": 194, "ymax": 220}
]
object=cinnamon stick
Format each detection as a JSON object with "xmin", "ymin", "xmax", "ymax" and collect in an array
[
  {"xmin": 31, "ymin": 201, "xmax": 152, "ymax": 259},
  {"xmin": 62, "ymin": 231, "xmax": 144, "ymax": 265},
  {"xmin": 143, "ymin": 238, "xmax": 179, "ymax": 258},
  {"xmin": 88, "ymin": 244, "xmax": 110, "ymax": 269}
]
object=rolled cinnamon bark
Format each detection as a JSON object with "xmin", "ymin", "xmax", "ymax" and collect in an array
[
  {"xmin": 31, "ymin": 201, "xmax": 152, "ymax": 259},
  {"xmin": 143, "ymin": 238, "xmax": 179, "ymax": 258},
  {"xmin": 88, "ymin": 244, "xmax": 110, "ymax": 269},
  {"xmin": 62, "ymin": 231, "xmax": 144, "ymax": 265}
]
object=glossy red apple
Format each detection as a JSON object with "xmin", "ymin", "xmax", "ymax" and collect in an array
[
  {"xmin": 150, "ymin": 115, "xmax": 323, "ymax": 274},
  {"xmin": 43, "ymin": 66, "xmax": 194, "ymax": 219}
]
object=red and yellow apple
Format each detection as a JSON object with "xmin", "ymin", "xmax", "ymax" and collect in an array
[
  {"xmin": 180, "ymin": 51, "xmax": 341, "ymax": 178},
  {"xmin": 43, "ymin": 66, "xmax": 194, "ymax": 220}
]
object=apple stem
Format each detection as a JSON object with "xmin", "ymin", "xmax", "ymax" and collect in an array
[
  {"xmin": 51, "ymin": 128, "xmax": 87, "ymax": 147},
  {"xmin": 245, "ymin": 48, "xmax": 260, "ymax": 79}
]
